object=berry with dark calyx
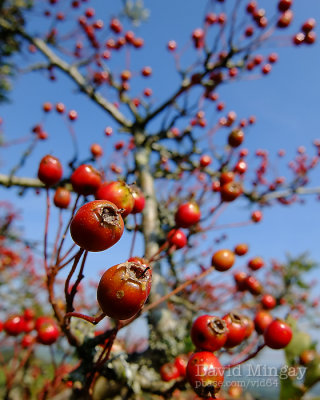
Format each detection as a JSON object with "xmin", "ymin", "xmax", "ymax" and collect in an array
[
  {"xmin": 264, "ymin": 319, "xmax": 292, "ymax": 349},
  {"xmin": 222, "ymin": 312, "xmax": 247, "ymax": 348},
  {"xmin": 37, "ymin": 320, "xmax": 59, "ymax": 345},
  {"xmin": 71, "ymin": 164, "xmax": 101, "ymax": 195},
  {"xmin": 187, "ymin": 351, "xmax": 224, "ymax": 398},
  {"xmin": 131, "ymin": 186, "xmax": 145, "ymax": 214},
  {"xmin": 254, "ymin": 310, "xmax": 273, "ymax": 334},
  {"xmin": 70, "ymin": 200, "xmax": 124, "ymax": 252},
  {"xmin": 38, "ymin": 155, "xmax": 63, "ymax": 187},
  {"xmin": 96, "ymin": 181, "xmax": 134, "ymax": 218},
  {"xmin": 4, "ymin": 315, "xmax": 25, "ymax": 336},
  {"xmin": 234, "ymin": 243, "xmax": 249, "ymax": 256},
  {"xmin": 261, "ymin": 294, "xmax": 276, "ymax": 310},
  {"xmin": 245, "ymin": 275, "xmax": 262, "ymax": 295},
  {"xmin": 54, "ymin": 187, "xmax": 71, "ymax": 209},
  {"xmin": 175, "ymin": 202, "xmax": 201, "ymax": 228},
  {"xmin": 248, "ymin": 256, "xmax": 264, "ymax": 271},
  {"xmin": 191, "ymin": 315, "xmax": 228, "ymax": 351},
  {"xmin": 228, "ymin": 129, "xmax": 244, "ymax": 148},
  {"xmin": 97, "ymin": 260, "xmax": 152, "ymax": 320},
  {"xmin": 234, "ymin": 271, "xmax": 248, "ymax": 291},
  {"xmin": 167, "ymin": 229, "xmax": 187, "ymax": 249},
  {"xmin": 220, "ymin": 182, "xmax": 243, "ymax": 202},
  {"xmin": 160, "ymin": 363, "xmax": 180, "ymax": 382},
  {"xmin": 212, "ymin": 249, "xmax": 235, "ymax": 272}
]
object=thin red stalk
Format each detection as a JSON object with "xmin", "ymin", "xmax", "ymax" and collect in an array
[
  {"xmin": 44, "ymin": 188, "xmax": 50, "ymax": 272},
  {"xmin": 50, "ymin": 209, "xmax": 64, "ymax": 266},
  {"xmin": 64, "ymin": 311, "xmax": 106, "ymax": 326},
  {"xmin": 64, "ymin": 248, "xmax": 85, "ymax": 312},
  {"xmin": 224, "ymin": 343, "xmax": 266, "ymax": 369},
  {"xmin": 66, "ymin": 250, "xmax": 88, "ymax": 312}
]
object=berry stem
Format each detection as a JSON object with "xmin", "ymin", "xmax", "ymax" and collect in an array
[
  {"xmin": 44, "ymin": 188, "xmax": 50, "ymax": 272},
  {"xmin": 224, "ymin": 343, "xmax": 266, "ymax": 369},
  {"xmin": 64, "ymin": 248, "xmax": 85, "ymax": 313}
]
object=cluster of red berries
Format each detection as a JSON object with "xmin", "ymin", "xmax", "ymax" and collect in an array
[{"xmin": 1, "ymin": 310, "xmax": 59, "ymax": 346}]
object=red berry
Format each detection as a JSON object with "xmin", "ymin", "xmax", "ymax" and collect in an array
[
  {"xmin": 186, "ymin": 352, "xmax": 224, "ymax": 398},
  {"xmin": 191, "ymin": 315, "xmax": 228, "ymax": 351},
  {"xmin": 54, "ymin": 187, "xmax": 71, "ymax": 209},
  {"xmin": 90, "ymin": 143, "xmax": 103, "ymax": 158},
  {"xmin": 23, "ymin": 308, "xmax": 35, "ymax": 321},
  {"xmin": 261, "ymin": 294, "xmax": 276, "ymax": 310},
  {"xmin": 21, "ymin": 334, "xmax": 35, "ymax": 348},
  {"xmin": 71, "ymin": 164, "xmax": 101, "ymax": 195},
  {"xmin": 220, "ymin": 182, "xmax": 243, "ymax": 202},
  {"xmin": 242, "ymin": 316, "xmax": 254, "ymax": 339},
  {"xmin": 167, "ymin": 229, "xmax": 187, "ymax": 249},
  {"xmin": 305, "ymin": 31, "xmax": 316, "ymax": 45},
  {"xmin": 228, "ymin": 129, "xmax": 244, "ymax": 148},
  {"xmin": 174, "ymin": 354, "xmax": 189, "ymax": 377},
  {"xmin": 234, "ymin": 243, "xmax": 249, "ymax": 256},
  {"xmin": 278, "ymin": 0, "xmax": 292, "ymax": 12},
  {"xmin": 110, "ymin": 18, "xmax": 122, "ymax": 34},
  {"xmin": 43, "ymin": 102, "xmax": 52, "ymax": 112},
  {"xmin": 97, "ymin": 259, "xmax": 152, "ymax": 320},
  {"xmin": 160, "ymin": 363, "xmax": 180, "ymax": 382},
  {"xmin": 68, "ymin": 110, "xmax": 78, "ymax": 120},
  {"xmin": 167, "ymin": 40, "xmax": 177, "ymax": 51},
  {"xmin": 95, "ymin": 181, "xmax": 134, "ymax": 218},
  {"xmin": 264, "ymin": 320, "xmax": 292, "ymax": 349},
  {"xmin": 222, "ymin": 312, "xmax": 247, "ymax": 348},
  {"xmin": 37, "ymin": 320, "xmax": 59, "ymax": 345},
  {"xmin": 251, "ymin": 210, "xmax": 262, "ymax": 223},
  {"xmin": 55, "ymin": 102, "xmax": 65, "ymax": 113},
  {"xmin": 38, "ymin": 155, "xmax": 63, "ymax": 187},
  {"xmin": 248, "ymin": 256, "xmax": 264, "ymax": 271},
  {"xmin": 220, "ymin": 171, "xmax": 234, "ymax": 185},
  {"xmin": 199, "ymin": 154, "xmax": 212, "ymax": 168},
  {"xmin": 212, "ymin": 249, "xmax": 235, "ymax": 272},
  {"xmin": 234, "ymin": 159, "xmax": 247, "ymax": 175},
  {"xmin": 70, "ymin": 200, "xmax": 124, "ymax": 252},
  {"xmin": 234, "ymin": 271, "xmax": 248, "ymax": 291},
  {"xmin": 4, "ymin": 315, "xmax": 25, "ymax": 336},
  {"xmin": 175, "ymin": 202, "xmax": 201, "ymax": 228},
  {"xmin": 245, "ymin": 275, "xmax": 262, "ymax": 295},
  {"xmin": 277, "ymin": 10, "xmax": 293, "ymax": 28},
  {"xmin": 302, "ymin": 18, "xmax": 316, "ymax": 33},
  {"xmin": 130, "ymin": 187, "xmax": 145, "ymax": 214},
  {"xmin": 254, "ymin": 310, "xmax": 273, "ymax": 334}
]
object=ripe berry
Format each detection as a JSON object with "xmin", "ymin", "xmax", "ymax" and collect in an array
[
  {"xmin": 21, "ymin": 334, "xmax": 35, "ymax": 348},
  {"xmin": 167, "ymin": 229, "xmax": 187, "ymax": 249},
  {"xmin": 220, "ymin": 182, "xmax": 243, "ymax": 202},
  {"xmin": 234, "ymin": 271, "xmax": 248, "ymax": 291},
  {"xmin": 261, "ymin": 294, "xmax": 276, "ymax": 310},
  {"xmin": 212, "ymin": 249, "xmax": 235, "ymax": 272},
  {"xmin": 95, "ymin": 181, "xmax": 134, "ymax": 218},
  {"xmin": 174, "ymin": 354, "xmax": 189, "ymax": 377},
  {"xmin": 192, "ymin": 28, "xmax": 205, "ymax": 49},
  {"xmin": 54, "ymin": 187, "xmax": 71, "ymax": 209},
  {"xmin": 228, "ymin": 129, "xmax": 244, "ymax": 148},
  {"xmin": 222, "ymin": 312, "xmax": 247, "ymax": 348},
  {"xmin": 199, "ymin": 154, "xmax": 212, "ymax": 168},
  {"xmin": 245, "ymin": 275, "xmax": 262, "ymax": 295},
  {"xmin": 277, "ymin": 10, "xmax": 293, "ymax": 28},
  {"xmin": 71, "ymin": 164, "xmax": 101, "ymax": 195},
  {"xmin": 97, "ymin": 259, "xmax": 152, "ymax": 320},
  {"xmin": 264, "ymin": 320, "xmax": 292, "ymax": 349},
  {"xmin": 37, "ymin": 320, "xmax": 59, "ymax": 345},
  {"xmin": 302, "ymin": 18, "xmax": 316, "ymax": 33},
  {"xmin": 234, "ymin": 243, "xmax": 249, "ymax": 256},
  {"xmin": 167, "ymin": 40, "xmax": 177, "ymax": 51},
  {"xmin": 278, "ymin": 0, "xmax": 292, "ymax": 12},
  {"xmin": 70, "ymin": 200, "xmax": 124, "ymax": 252},
  {"xmin": 251, "ymin": 210, "xmax": 262, "ymax": 222},
  {"xmin": 242, "ymin": 316, "xmax": 254, "ymax": 339},
  {"xmin": 43, "ymin": 102, "xmax": 52, "ymax": 112},
  {"xmin": 187, "ymin": 352, "xmax": 224, "ymax": 398},
  {"xmin": 248, "ymin": 257, "xmax": 264, "ymax": 271},
  {"xmin": 160, "ymin": 363, "xmax": 180, "ymax": 382},
  {"xmin": 110, "ymin": 18, "xmax": 122, "ymax": 34},
  {"xmin": 220, "ymin": 171, "xmax": 234, "ymax": 185},
  {"xmin": 68, "ymin": 110, "xmax": 78, "ymax": 121},
  {"xmin": 175, "ymin": 202, "xmax": 201, "ymax": 228},
  {"xmin": 90, "ymin": 143, "xmax": 103, "ymax": 158},
  {"xmin": 254, "ymin": 310, "xmax": 273, "ymax": 334},
  {"xmin": 38, "ymin": 155, "xmax": 63, "ymax": 187},
  {"xmin": 131, "ymin": 187, "xmax": 145, "ymax": 214},
  {"xmin": 299, "ymin": 349, "xmax": 316, "ymax": 365},
  {"xmin": 4, "ymin": 315, "xmax": 25, "ymax": 336},
  {"xmin": 191, "ymin": 315, "xmax": 228, "ymax": 351}
]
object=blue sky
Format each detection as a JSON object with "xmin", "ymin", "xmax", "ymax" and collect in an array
[{"xmin": 1, "ymin": 0, "xmax": 320, "ymax": 298}]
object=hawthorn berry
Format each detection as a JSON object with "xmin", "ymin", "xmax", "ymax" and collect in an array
[
  {"xmin": 228, "ymin": 129, "xmax": 244, "ymax": 148},
  {"xmin": 54, "ymin": 187, "xmax": 71, "ymax": 209},
  {"xmin": 160, "ymin": 363, "xmax": 180, "ymax": 382},
  {"xmin": 261, "ymin": 294, "xmax": 276, "ymax": 310},
  {"xmin": 70, "ymin": 200, "xmax": 124, "ymax": 252},
  {"xmin": 254, "ymin": 310, "xmax": 273, "ymax": 334},
  {"xmin": 175, "ymin": 202, "xmax": 201, "ymax": 228},
  {"xmin": 71, "ymin": 164, "xmax": 101, "ymax": 195},
  {"xmin": 234, "ymin": 271, "xmax": 248, "ymax": 291},
  {"xmin": 174, "ymin": 354, "xmax": 189, "ymax": 377},
  {"xmin": 222, "ymin": 312, "xmax": 247, "ymax": 348},
  {"xmin": 220, "ymin": 171, "xmax": 234, "ymax": 185},
  {"xmin": 95, "ymin": 181, "xmax": 134, "ymax": 218},
  {"xmin": 97, "ymin": 260, "xmax": 152, "ymax": 320},
  {"xmin": 167, "ymin": 229, "xmax": 187, "ymax": 249},
  {"xmin": 187, "ymin": 352, "xmax": 224, "ymax": 398},
  {"xmin": 220, "ymin": 182, "xmax": 243, "ymax": 202},
  {"xmin": 234, "ymin": 243, "xmax": 249, "ymax": 256},
  {"xmin": 245, "ymin": 275, "xmax": 262, "ymax": 295},
  {"xmin": 90, "ymin": 143, "xmax": 103, "ymax": 158},
  {"xmin": 248, "ymin": 256, "xmax": 264, "ymax": 271},
  {"xmin": 191, "ymin": 315, "xmax": 228, "ymax": 351},
  {"xmin": 38, "ymin": 155, "xmax": 63, "ymax": 187},
  {"xmin": 242, "ymin": 316, "xmax": 255, "ymax": 339},
  {"xmin": 131, "ymin": 186, "xmax": 145, "ymax": 214},
  {"xmin": 251, "ymin": 210, "xmax": 262, "ymax": 223},
  {"xmin": 4, "ymin": 315, "xmax": 25, "ymax": 336},
  {"xmin": 212, "ymin": 249, "xmax": 235, "ymax": 272},
  {"xmin": 264, "ymin": 319, "xmax": 292, "ymax": 349},
  {"xmin": 21, "ymin": 334, "xmax": 35, "ymax": 348},
  {"xmin": 37, "ymin": 320, "xmax": 59, "ymax": 345}
]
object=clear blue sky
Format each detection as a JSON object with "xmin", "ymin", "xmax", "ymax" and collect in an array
[{"xmin": 1, "ymin": 0, "xmax": 320, "ymax": 293}]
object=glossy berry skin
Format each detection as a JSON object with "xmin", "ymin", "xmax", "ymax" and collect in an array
[
  {"xmin": 242, "ymin": 316, "xmax": 254, "ymax": 339},
  {"xmin": 37, "ymin": 320, "xmax": 59, "ymax": 345},
  {"xmin": 261, "ymin": 294, "xmax": 276, "ymax": 310},
  {"xmin": 251, "ymin": 210, "xmax": 262, "ymax": 223},
  {"xmin": 90, "ymin": 143, "xmax": 103, "ymax": 158},
  {"xmin": 174, "ymin": 354, "xmax": 189, "ymax": 377},
  {"xmin": 95, "ymin": 181, "xmax": 134, "ymax": 218},
  {"xmin": 35, "ymin": 316, "xmax": 53, "ymax": 331},
  {"xmin": 187, "ymin": 352, "xmax": 224, "ymax": 398},
  {"xmin": 234, "ymin": 243, "xmax": 249, "ymax": 256},
  {"xmin": 191, "ymin": 315, "xmax": 228, "ymax": 351},
  {"xmin": 220, "ymin": 182, "xmax": 243, "ymax": 202},
  {"xmin": 160, "ymin": 363, "xmax": 180, "ymax": 382},
  {"xmin": 175, "ymin": 202, "xmax": 201, "ymax": 228},
  {"xmin": 222, "ymin": 312, "xmax": 247, "ymax": 348},
  {"xmin": 248, "ymin": 257, "xmax": 264, "ymax": 271},
  {"xmin": 264, "ymin": 320, "xmax": 292, "ymax": 349},
  {"xmin": 167, "ymin": 229, "xmax": 187, "ymax": 249},
  {"xmin": 71, "ymin": 164, "xmax": 101, "ymax": 196},
  {"xmin": 212, "ymin": 249, "xmax": 235, "ymax": 272},
  {"xmin": 199, "ymin": 154, "xmax": 212, "ymax": 167},
  {"xmin": 254, "ymin": 310, "xmax": 273, "ymax": 334},
  {"xmin": 131, "ymin": 187, "xmax": 145, "ymax": 214},
  {"xmin": 38, "ymin": 155, "xmax": 63, "ymax": 187},
  {"xmin": 234, "ymin": 271, "xmax": 248, "ymax": 291},
  {"xmin": 4, "ymin": 315, "xmax": 25, "ymax": 336},
  {"xmin": 245, "ymin": 275, "xmax": 262, "ymax": 295},
  {"xmin": 70, "ymin": 200, "xmax": 124, "ymax": 252},
  {"xmin": 54, "ymin": 187, "xmax": 71, "ymax": 209},
  {"xmin": 228, "ymin": 129, "xmax": 244, "ymax": 148},
  {"xmin": 21, "ymin": 334, "xmax": 35, "ymax": 348},
  {"xmin": 220, "ymin": 171, "xmax": 234, "ymax": 185},
  {"xmin": 97, "ymin": 260, "xmax": 152, "ymax": 320}
]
